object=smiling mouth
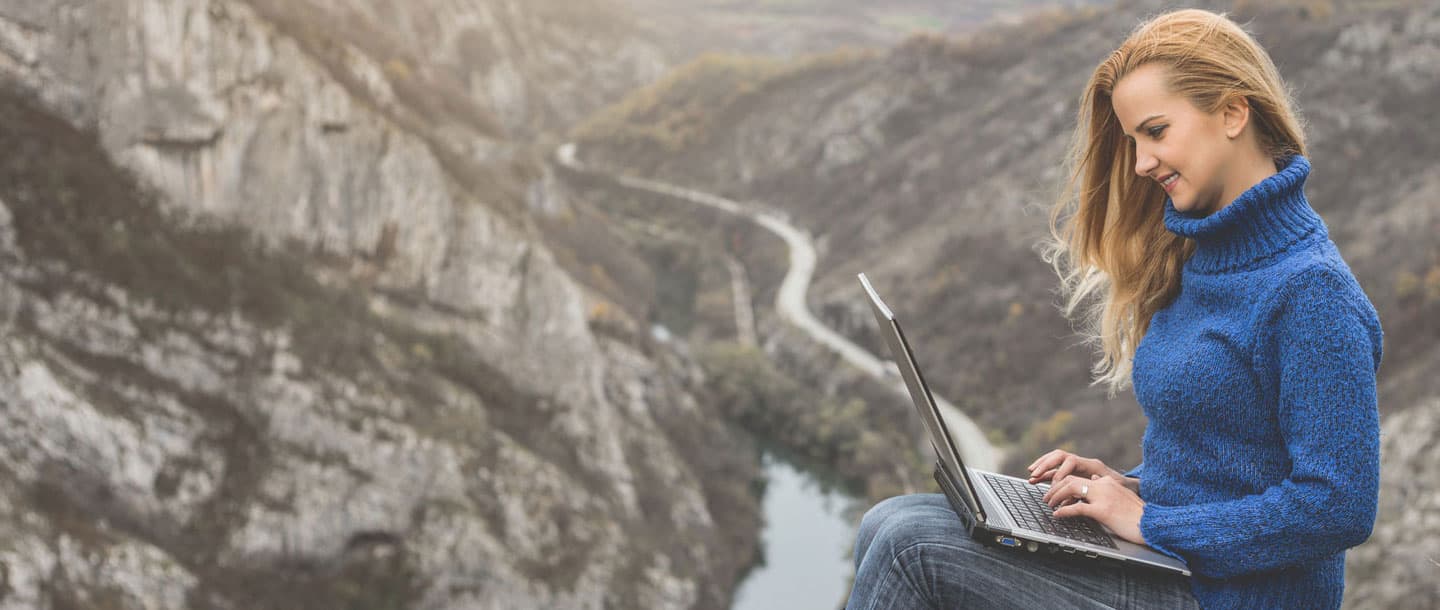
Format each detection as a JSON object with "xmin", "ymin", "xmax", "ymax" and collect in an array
[{"xmin": 1159, "ymin": 173, "xmax": 1179, "ymax": 192}]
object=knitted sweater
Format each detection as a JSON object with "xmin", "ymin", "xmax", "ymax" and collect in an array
[{"xmin": 1128, "ymin": 155, "xmax": 1383, "ymax": 609}]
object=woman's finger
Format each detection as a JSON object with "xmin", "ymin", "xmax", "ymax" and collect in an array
[
  {"xmin": 1058, "ymin": 476, "xmax": 1105, "ymax": 510},
  {"xmin": 1042, "ymin": 476, "xmax": 1065, "ymax": 505},
  {"xmin": 1028, "ymin": 449, "xmax": 1066, "ymax": 474},
  {"xmin": 1044, "ymin": 475, "xmax": 1085, "ymax": 507},
  {"xmin": 1027, "ymin": 449, "xmax": 1056, "ymax": 472},
  {"xmin": 1053, "ymin": 455, "xmax": 1079, "ymax": 484},
  {"xmin": 1053, "ymin": 499, "xmax": 1094, "ymax": 520},
  {"xmin": 1030, "ymin": 467, "xmax": 1063, "ymax": 483},
  {"xmin": 1028, "ymin": 450, "xmax": 1076, "ymax": 482},
  {"xmin": 1035, "ymin": 454, "xmax": 1101, "ymax": 484}
]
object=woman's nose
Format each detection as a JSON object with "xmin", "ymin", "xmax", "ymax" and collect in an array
[{"xmin": 1134, "ymin": 150, "xmax": 1159, "ymax": 177}]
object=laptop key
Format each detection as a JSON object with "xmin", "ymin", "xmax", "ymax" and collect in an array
[{"xmin": 982, "ymin": 474, "xmax": 1117, "ymax": 549}]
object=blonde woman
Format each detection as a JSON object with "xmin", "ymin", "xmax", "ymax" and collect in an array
[{"xmin": 847, "ymin": 9, "xmax": 1382, "ymax": 609}]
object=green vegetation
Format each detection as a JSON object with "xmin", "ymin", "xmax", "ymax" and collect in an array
[
  {"xmin": 1233, "ymin": 0, "xmax": 1335, "ymax": 19},
  {"xmin": 1011, "ymin": 410, "xmax": 1076, "ymax": 465},
  {"xmin": 891, "ymin": 5, "xmax": 1101, "ymax": 68},
  {"xmin": 559, "ymin": 154, "xmax": 923, "ymax": 503},
  {"xmin": 534, "ymin": 194, "xmax": 659, "ymax": 329},
  {"xmin": 194, "ymin": 543, "xmax": 429, "ymax": 610},
  {"xmin": 573, "ymin": 49, "xmax": 874, "ymax": 153},
  {"xmin": 697, "ymin": 342, "xmax": 930, "ymax": 500},
  {"xmin": 1395, "ymin": 264, "xmax": 1440, "ymax": 304},
  {"xmin": 548, "ymin": 171, "xmax": 762, "ymax": 341},
  {"xmin": 874, "ymin": 12, "xmax": 947, "ymax": 34},
  {"xmin": 240, "ymin": 0, "xmax": 501, "ymax": 137}
]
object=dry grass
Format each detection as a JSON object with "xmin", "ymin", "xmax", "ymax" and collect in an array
[{"xmin": 573, "ymin": 48, "xmax": 875, "ymax": 152}]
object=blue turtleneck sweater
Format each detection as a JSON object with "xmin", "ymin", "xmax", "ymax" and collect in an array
[{"xmin": 1128, "ymin": 156, "xmax": 1383, "ymax": 609}]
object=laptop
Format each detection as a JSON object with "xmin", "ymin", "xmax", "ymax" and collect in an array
[{"xmin": 857, "ymin": 272, "xmax": 1189, "ymax": 576}]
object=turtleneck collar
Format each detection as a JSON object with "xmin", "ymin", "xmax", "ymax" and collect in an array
[{"xmin": 1163, "ymin": 155, "xmax": 1327, "ymax": 274}]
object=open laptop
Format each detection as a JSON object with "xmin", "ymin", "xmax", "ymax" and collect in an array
[{"xmin": 857, "ymin": 272, "xmax": 1189, "ymax": 576}]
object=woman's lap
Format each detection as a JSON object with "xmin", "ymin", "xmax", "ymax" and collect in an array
[{"xmin": 847, "ymin": 494, "xmax": 1197, "ymax": 610}]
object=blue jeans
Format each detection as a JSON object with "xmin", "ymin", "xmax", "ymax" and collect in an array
[{"xmin": 847, "ymin": 494, "xmax": 1199, "ymax": 609}]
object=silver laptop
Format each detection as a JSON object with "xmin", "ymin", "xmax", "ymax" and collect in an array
[{"xmin": 858, "ymin": 272, "xmax": 1189, "ymax": 576}]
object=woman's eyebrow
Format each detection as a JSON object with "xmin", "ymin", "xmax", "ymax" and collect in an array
[
  {"xmin": 1122, "ymin": 114, "xmax": 1166, "ymax": 141},
  {"xmin": 1132, "ymin": 114, "xmax": 1166, "ymax": 134}
]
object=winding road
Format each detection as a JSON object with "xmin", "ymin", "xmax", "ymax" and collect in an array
[{"xmin": 556, "ymin": 143, "xmax": 998, "ymax": 471}]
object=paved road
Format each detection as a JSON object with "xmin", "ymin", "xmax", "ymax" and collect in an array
[{"xmin": 555, "ymin": 143, "xmax": 998, "ymax": 471}]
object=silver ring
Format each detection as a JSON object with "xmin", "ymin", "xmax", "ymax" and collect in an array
[{"xmin": 1081, "ymin": 484, "xmax": 1089, "ymax": 500}]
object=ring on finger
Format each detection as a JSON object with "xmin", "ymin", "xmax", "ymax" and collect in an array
[{"xmin": 1081, "ymin": 483, "xmax": 1089, "ymax": 500}]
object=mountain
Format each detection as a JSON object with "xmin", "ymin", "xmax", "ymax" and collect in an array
[
  {"xmin": 0, "ymin": 1, "xmax": 763, "ymax": 608},
  {"xmin": 574, "ymin": 0, "xmax": 1440, "ymax": 457},
  {"xmin": 571, "ymin": 0, "xmax": 1440, "ymax": 604},
  {"xmin": 621, "ymin": 0, "xmax": 1111, "ymax": 59}
]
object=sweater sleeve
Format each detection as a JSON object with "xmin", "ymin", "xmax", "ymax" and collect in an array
[{"xmin": 1138, "ymin": 266, "xmax": 1383, "ymax": 579}]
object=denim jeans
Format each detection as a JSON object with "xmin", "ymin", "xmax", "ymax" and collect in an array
[{"xmin": 847, "ymin": 494, "xmax": 1199, "ymax": 609}]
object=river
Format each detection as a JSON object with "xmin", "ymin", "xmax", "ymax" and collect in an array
[{"xmin": 731, "ymin": 451, "xmax": 860, "ymax": 610}]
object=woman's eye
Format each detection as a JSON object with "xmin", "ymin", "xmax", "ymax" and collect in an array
[{"xmin": 1147, "ymin": 125, "xmax": 1167, "ymax": 138}]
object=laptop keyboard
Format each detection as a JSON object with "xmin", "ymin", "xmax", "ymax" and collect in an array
[{"xmin": 982, "ymin": 474, "xmax": 1117, "ymax": 549}]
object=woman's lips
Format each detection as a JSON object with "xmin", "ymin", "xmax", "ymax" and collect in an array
[{"xmin": 1160, "ymin": 173, "xmax": 1179, "ymax": 194}]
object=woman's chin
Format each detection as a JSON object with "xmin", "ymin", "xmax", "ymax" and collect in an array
[{"xmin": 1170, "ymin": 196, "xmax": 1209, "ymax": 217}]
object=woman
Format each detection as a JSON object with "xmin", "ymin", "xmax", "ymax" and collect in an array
[{"xmin": 846, "ymin": 9, "xmax": 1382, "ymax": 609}]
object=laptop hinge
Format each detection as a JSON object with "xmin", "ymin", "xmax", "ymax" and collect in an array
[{"xmin": 934, "ymin": 461, "xmax": 984, "ymax": 533}]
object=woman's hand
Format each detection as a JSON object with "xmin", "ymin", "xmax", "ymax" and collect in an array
[
  {"xmin": 1045, "ymin": 474, "xmax": 1147, "ymax": 545},
  {"xmin": 1027, "ymin": 449, "xmax": 1138, "ymax": 494}
]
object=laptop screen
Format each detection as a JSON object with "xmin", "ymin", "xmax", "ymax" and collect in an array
[{"xmin": 858, "ymin": 273, "xmax": 987, "ymax": 522}]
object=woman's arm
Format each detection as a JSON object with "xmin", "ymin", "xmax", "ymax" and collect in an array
[{"xmin": 1122, "ymin": 462, "xmax": 1142, "ymax": 493}]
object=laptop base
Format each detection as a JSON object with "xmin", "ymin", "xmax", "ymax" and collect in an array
[{"xmin": 934, "ymin": 462, "xmax": 1129, "ymax": 566}]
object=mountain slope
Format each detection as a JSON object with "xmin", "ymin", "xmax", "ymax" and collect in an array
[
  {"xmin": 575, "ymin": 0, "xmax": 1440, "ymax": 455},
  {"xmin": 0, "ymin": 0, "xmax": 764, "ymax": 607}
]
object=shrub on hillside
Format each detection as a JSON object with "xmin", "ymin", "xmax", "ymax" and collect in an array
[
  {"xmin": 572, "ymin": 49, "xmax": 873, "ymax": 153},
  {"xmin": 697, "ymin": 342, "xmax": 929, "ymax": 499}
]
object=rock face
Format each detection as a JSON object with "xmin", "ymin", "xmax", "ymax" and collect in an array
[
  {"xmin": 1345, "ymin": 396, "xmax": 1440, "ymax": 608},
  {"xmin": 0, "ymin": 1, "xmax": 758, "ymax": 609}
]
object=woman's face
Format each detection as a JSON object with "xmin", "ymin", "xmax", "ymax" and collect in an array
[{"xmin": 1111, "ymin": 63, "xmax": 1243, "ymax": 216}]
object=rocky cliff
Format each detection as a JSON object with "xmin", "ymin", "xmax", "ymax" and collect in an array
[{"xmin": 0, "ymin": 1, "xmax": 761, "ymax": 608}]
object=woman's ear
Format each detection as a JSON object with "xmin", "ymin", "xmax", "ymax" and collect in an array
[{"xmin": 1223, "ymin": 96, "xmax": 1251, "ymax": 139}]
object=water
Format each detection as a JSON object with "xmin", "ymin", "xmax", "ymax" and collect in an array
[{"xmin": 731, "ymin": 452, "xmax": 860, "ymax": 610}]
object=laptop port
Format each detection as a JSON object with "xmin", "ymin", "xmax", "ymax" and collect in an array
[
  {"xmin": 996, "ymin": 536, "xmax": 1020, "ymax": 548},
  {"xmin": 1061, "ymin": 547, "xmax": 1076, "ymax": 554},
  {"xmin": 1025, "ymin": 541, "xmax": 1039, "ymax": 553}
]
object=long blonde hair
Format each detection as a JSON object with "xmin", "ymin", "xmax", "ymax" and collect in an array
[{"xmin": 1042, "ymin": 9, "xmax": 1307, "ymax": 395}]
